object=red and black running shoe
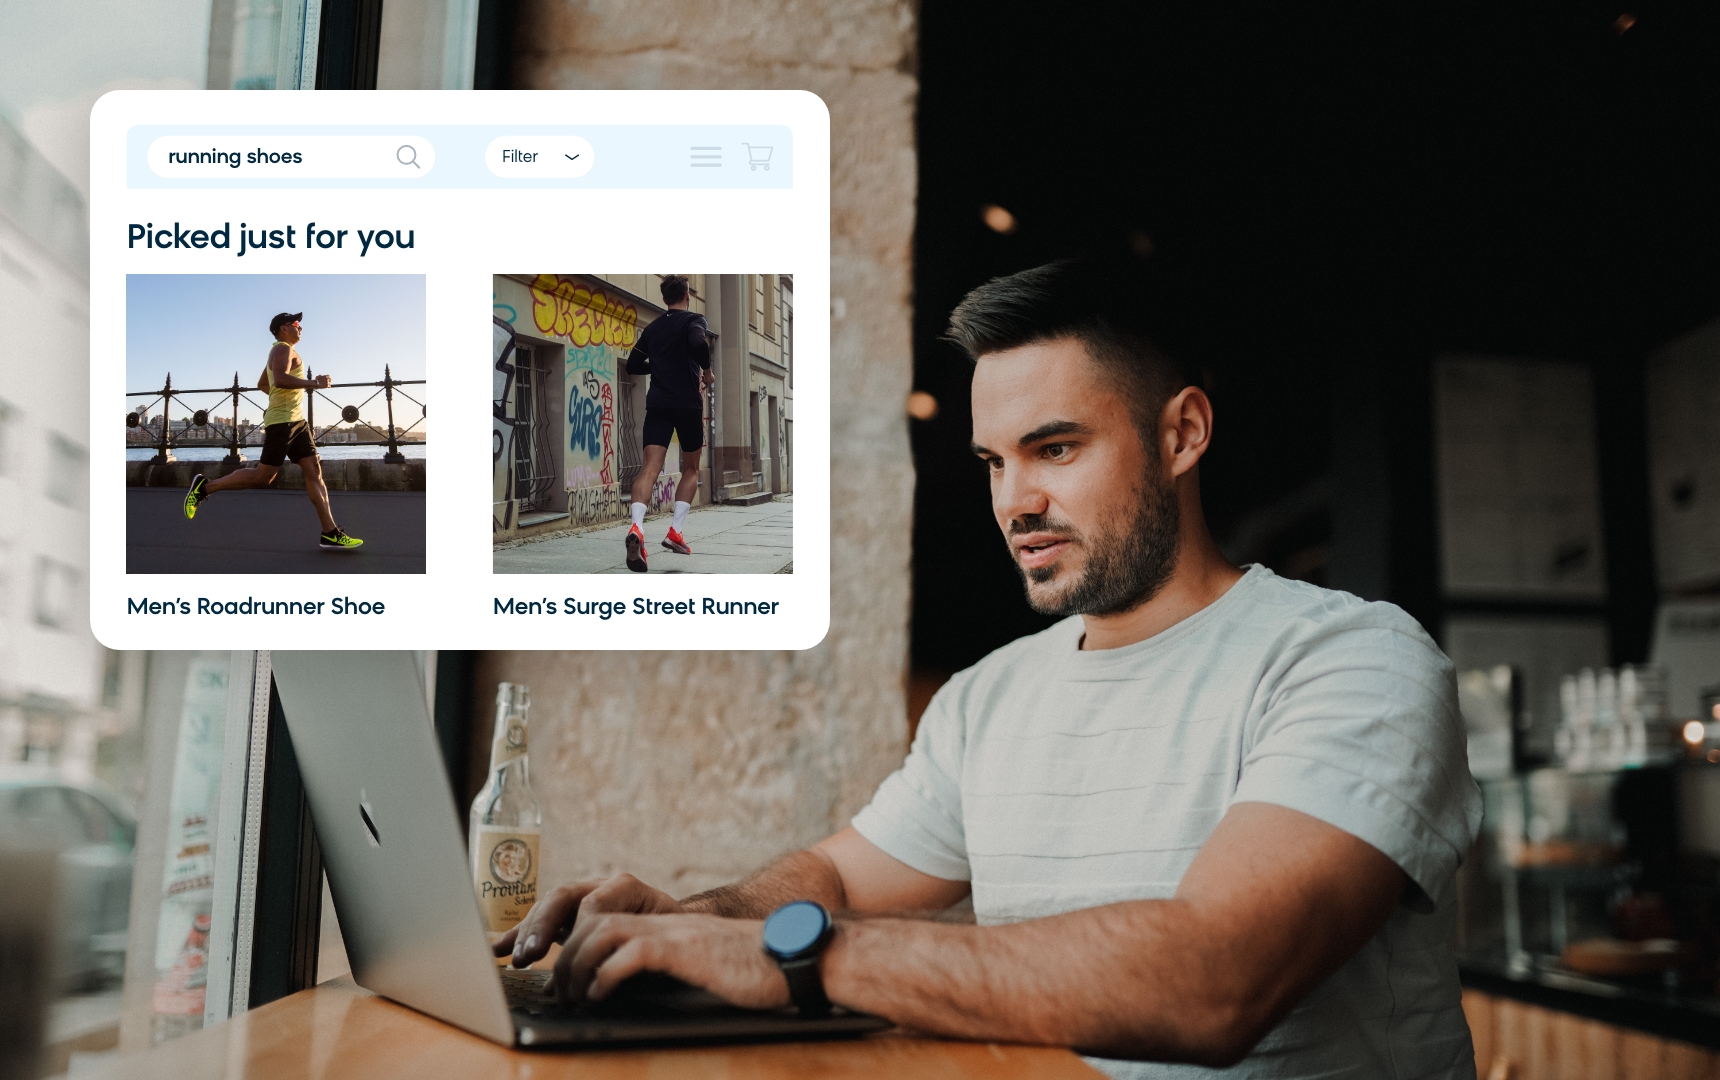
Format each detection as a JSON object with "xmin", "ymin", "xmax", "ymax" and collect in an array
[
  {"xmin": 624, "ymin": 523, "xmax": 648, "ymax": 572},
  {"xmin": 662, "ymin": 527, "xmax": 691, "ymax": 555}
]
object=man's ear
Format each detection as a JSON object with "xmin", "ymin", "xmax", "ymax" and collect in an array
[{"xmin": 1163, "ymin": 386, "xmax": 1214, "ymax": 478}]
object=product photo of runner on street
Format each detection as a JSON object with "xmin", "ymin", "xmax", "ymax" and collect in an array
[{"xmin": 490, "ymin": 272, "xmax": 792, "ymax": 576}]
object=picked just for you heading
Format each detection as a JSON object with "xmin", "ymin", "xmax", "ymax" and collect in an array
[{"xmin": 125, "ymin": 222, "xmax": 415, "ymax": 257}]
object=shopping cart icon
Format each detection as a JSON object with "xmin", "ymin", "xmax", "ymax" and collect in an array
[{"xmin": 741, "ymin": 143, "xmax": 773, "ymax": 171}]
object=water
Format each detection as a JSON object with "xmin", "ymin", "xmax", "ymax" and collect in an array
[{"xmin": 126, "ymin": 445, "xmax": 427, "ymax": 462}]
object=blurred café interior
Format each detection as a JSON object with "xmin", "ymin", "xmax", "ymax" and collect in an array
[{"xmin": 4, "ymin": 3, "xmax": 1720, "ymax": 1079}]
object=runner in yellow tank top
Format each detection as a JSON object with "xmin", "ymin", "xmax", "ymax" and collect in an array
[
  {"xmin": 182, "ymin": 312, "xmax": 364, "ymax": 549},
  {"xmin": 263, "ymin": 342, "xmax": 308, "ymax": 425}
]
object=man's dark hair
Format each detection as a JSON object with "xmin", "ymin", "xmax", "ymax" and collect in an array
[
  {"xmin": 660, "ymin": 275, "xmax": 690, "ymax": 306},
  {"xmin": 945, "ymin": 259, "xmax": 1200, "ymax": 447}
]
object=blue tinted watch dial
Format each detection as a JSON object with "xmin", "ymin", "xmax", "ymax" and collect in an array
[{"xmin": 762, "ymin": 899, "xmax": 832, "ymax": 960}]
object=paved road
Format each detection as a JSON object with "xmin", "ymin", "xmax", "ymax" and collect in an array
[
  {"xmin": 128, "ymin": 489, "xmax": 426, "ymax": 574},
  {"xmin": 494, "ymin": 499, "xmax": 792, "ymax": 575}
]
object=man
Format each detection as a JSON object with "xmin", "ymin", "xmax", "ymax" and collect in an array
[
  {"xmin": 183, "ymin": 312, "xmax": 363, "ymax": 550},
  {"xmin": 502, "ymin": 261, "xmax": 1483, "ymax": 1078},
  {"xmin": 619, "ymin": 275, "xmax": 712, "ymax": 572}
]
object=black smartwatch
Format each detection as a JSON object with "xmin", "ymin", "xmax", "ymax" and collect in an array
[{"xmin": 762, "ymin": 900, "xmax": 834, "ymax": 1017}]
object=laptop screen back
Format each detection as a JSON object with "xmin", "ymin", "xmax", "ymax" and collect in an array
[{"xmin": 272, "ymin": 651, "xmax": 515, "ymax": 1044}]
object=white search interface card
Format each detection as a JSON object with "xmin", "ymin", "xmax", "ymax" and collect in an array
[{"xmin": 92, "ymin": 91, "xmax": 829, "ymax": 651}]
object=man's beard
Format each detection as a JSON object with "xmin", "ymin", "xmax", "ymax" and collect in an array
[{"xmin": 1011, "ymin": 473, "xmax": 1181, "ymax": 619}]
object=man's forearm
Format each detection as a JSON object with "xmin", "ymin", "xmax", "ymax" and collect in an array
[
  {"xmin": 679, "ymin": 848, "xmax": 846, "ymax": 918},
  {"xmin": 820, "ymin": 901, "xmax": 1248, "ymax": 1065}
]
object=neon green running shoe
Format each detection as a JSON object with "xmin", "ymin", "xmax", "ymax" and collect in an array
[
  {"xmin": 184, "ymin": 474, "xmax": 207, "ymax": 519},
  {"xmin": 319, "ymin": 528, "xmax": 364, "ymax": 550}
]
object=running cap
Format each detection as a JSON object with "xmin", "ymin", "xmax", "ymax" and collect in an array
[{"xmin": 269, "ymin": 312, "xmax": 304, "ymax": 335}]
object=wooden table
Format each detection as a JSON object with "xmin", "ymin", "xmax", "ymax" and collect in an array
[{"xmin": 85, "ymin": 978, "xmax": 1103, "ymax": 1080}]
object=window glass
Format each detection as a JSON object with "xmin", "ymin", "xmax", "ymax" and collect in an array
[
  {"xmin": 68, "ymin": 788, "xmax": 130, "ymax": 847},
  {"xmin": 48, "ymin": 432, "xmax": 88, "ymax": 509},
  {"xmin": 0, "ymin": 398, "xmax": 13, "ymax": 475},
  {"xmin": 11, "ymin": 785, "xmax": 88, "ymax": 847},
  {"xmin": 2, "ymin": 5, "xmax": 259, "ymax": 1068},
  {"xmin": 225, "ymin": 0, "xmax": 320, "ymax": 91},
  {"xmin": 32, "ymin": 555, "xmax": 81, "ymax": 630},
  {"xmin": 0, "ymin": 0, "xmax": 211, "ymax": 198}
]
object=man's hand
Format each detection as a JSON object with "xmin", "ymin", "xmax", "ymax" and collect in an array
[
  {"xmin": 700, "ymin": 368, "xmax": 715, "ymax": 390},
  {"xmin": 314, "ymin": 374, "xmax": 333, "ymax": 389},
  {"xmin": 557, "ymin": 912, "xmax": 787, "ymax": 1009},
  {"xmin": 494, "ymin": 873, "xmax": 681, "ymax": 968}
]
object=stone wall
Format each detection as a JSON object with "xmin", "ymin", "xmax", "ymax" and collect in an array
[
  {"xmin": 480, "ymin": 0, "xmax": 918, "ymax": 894},
  {"xmin": 125, "ymin": 458, "xmax": 426, "ymax": 491}
]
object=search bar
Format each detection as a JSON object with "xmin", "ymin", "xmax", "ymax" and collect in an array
[{"xmin": 147, "ymin": 136, "xmax": 435, "ymax": 179}]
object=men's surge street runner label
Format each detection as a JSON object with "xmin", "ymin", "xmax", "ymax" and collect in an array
[{"xmin": 471, "ymin": 826, "xmax": 540, "ymax": 939}]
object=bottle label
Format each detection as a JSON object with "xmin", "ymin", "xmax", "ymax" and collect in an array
[
  {"xmin": 490, "ymin": 716, "xmax": 528, "ymax": 768},
  {"xmin": 472, "ymin": 825, "xmax": 540, "ymax": 936}
]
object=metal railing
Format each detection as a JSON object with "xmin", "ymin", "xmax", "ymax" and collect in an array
[{"xmin": 126, "ymin": 365, "xmax": 426, "ymax": 464}]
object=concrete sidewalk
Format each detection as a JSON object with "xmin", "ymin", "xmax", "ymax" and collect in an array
[
  {"xmin": 494, "ymin": 498, "xmax": 792, "ymax": 575},
  {"xmin": 127, "ymin": 488, "xmax": 426, "ymax": 574}
]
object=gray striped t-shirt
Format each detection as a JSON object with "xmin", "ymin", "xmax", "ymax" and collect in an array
[{"xmin": 852, "ymin": 565, "xmax": 1483, "ymax": 1080}]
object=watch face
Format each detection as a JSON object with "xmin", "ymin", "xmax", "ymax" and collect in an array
[{"xmin": 763, "ymin": 900, "xmax": 829, "ymax": 958}]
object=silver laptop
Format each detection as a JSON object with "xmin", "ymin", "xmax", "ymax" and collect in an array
[{"xmin": 271, "ymin": 651, "xmax": 888, "ymax": 1048}]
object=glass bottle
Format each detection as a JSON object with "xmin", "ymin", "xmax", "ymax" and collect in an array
[
  {"xmin": 469, "ymin": 682, "xmax": 543, "ymax": 961},
  {"xmin": 1595, "ymin": 667, "xmax": 1622, "ymax": 769}
]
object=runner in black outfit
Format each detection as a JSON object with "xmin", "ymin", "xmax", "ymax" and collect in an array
[{"xmin": 620, "ymin": 275, "xmax": 712, "ymax": 572}]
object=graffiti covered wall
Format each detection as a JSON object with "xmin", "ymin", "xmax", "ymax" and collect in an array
[
  {"xmin": 492, "ymin": 317, "xmax": 518, "ymax": 532},
  {"xmin": 529, "ymin": 274, "xmax": 638, "ymax": 491},
  {"xmin": 564, "ymin": 473, "xmax": 679, "ymax": 527}
]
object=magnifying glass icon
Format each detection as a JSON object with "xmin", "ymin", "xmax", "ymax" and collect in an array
[{"xmin": 396, "ymin": 144, "xmax": 419, "ymax": 168}]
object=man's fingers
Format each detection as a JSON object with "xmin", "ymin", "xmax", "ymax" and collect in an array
[
  {"xmin": 555, "ymin": 914, "xmax": 631, "ymax": 1003},
  {"xmin": 587, "ymin": 938, "xmax": 657, "ymax": 1001},
  {"xmin": 510, "ymin": 873, "xmax": 679, "ymax": 969},
  {"xmin": 510, "ymin": 879, "xmax": 605, "ymax": 966}
]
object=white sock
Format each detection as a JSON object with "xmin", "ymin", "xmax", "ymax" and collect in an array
[
  {"xmin": 630, "ymin": 501, "xmax": 646, "ymax": 527},
  {"xmin": 672, "ymin": 501, "xmax": 690, "ymax": 531}
]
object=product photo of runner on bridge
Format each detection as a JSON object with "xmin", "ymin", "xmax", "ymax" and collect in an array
[{"xmin": 125, "ymin": 274, "xmax": 428, "ymax": 575}]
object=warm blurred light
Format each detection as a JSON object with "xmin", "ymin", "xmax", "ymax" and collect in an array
[
  {"xmin": 1614, "ymin": 12, "xmax": 1636, "ymax": 33},
  {"xmin": 1684, "ymin": 720, "xmax": 1706, "ymax": 745},
  {"xmin": 906, "ymin": 391, "xmax": 939, "ymax": 420},
  {"xmin": 1712, "ymin": 702, "xmax": 1720, "ymax": 720},
  {"xmin": 1129, "ymin": 230, "xmax": 1155, "ymax": 258},
  {"xmin": 981, "ymin": 204, "xmax": 1017, "ymax": 234},
  {"xmin": 1710, "ymin": 749, "xmax": 1720, "ymax": 764}
]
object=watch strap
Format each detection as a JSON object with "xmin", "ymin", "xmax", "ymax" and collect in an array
[{"xmin": 778, "ymin": 955, "xmax": 831, "ymax": 1017}]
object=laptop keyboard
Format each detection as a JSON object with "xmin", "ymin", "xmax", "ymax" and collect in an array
[
  {"xmin": 501, "ymin": 967, "xmax": 730, "ymax": 1018},
  {"xmin": 500, "ymin": 969, "xmax": 556, "ymax": 1014}
]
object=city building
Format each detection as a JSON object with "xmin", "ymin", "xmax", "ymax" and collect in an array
[
  {"xmin": 0, "ymin": 112, "xmax": 115, "ymax": 779},
  {"xmin": 491, "ymin": 273, "xmax": 792, "ymax": 539}
]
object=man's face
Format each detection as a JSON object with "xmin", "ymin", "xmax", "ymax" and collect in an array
[
  {"xmin": 279, "ymin": 321, "xmax": 301, "ymax": 344},
  {"xmin": 970, "ymin": 337, "xmax": 1181, "ymax": 617}
]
